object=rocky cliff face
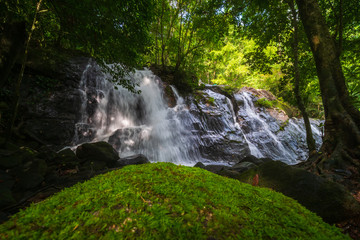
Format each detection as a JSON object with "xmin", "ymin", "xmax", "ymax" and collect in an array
[
  {"xmin": 182, "ymin": 86, "xmax": 322, "ymax": 165},
  {"xmin": 19, "ymin": 49, "xmax": 90, "ymax": 148},
  {"xmin": 16, "ymin": 55, "xmax": 322, "ymax": 164}
]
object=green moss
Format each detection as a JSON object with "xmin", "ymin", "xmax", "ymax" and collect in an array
[
  {"xmin": 193, "ymin": 92, "xmax": 215, "ymax": 106},
  {"xmin": 222, "ymin": 85, "xmax": 238, "ymax": 95},
  {"xmin": 255, "ymin": 96, "xmax": 299, "ymax": 118},
  {"xmin": 207, "ymin": 97, "xmax": 215, "ymax": 106},
  {"xmin": 279, "ymin": 119, "xmax": 289, "ymax": 131},
  {"xmin": 0, "ymin": 163, "xmax": 349, "ymax": 240},
  {"xmin": 273, "ymin": 98, "xmax": 299, "ymax": 118},
  {"xmin": 255, "ymin": 98, "xmax": 274, "ymax": 108}
]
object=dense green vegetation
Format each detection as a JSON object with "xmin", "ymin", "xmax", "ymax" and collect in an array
[
  {"xmin": 0, "ymin": 163, "xmax": 349, "ymax": 239},
  {"xmin": 145, "ymin": 0, "xmax": 360, "ymax": 117},
  {"xmin": 1, "ymin": 1, "xmax": 360, "ymax": 237},
  {"xmin": 145, "ymin": 0, "xmax": 360, "ymax": 187},
  {"xmin": 0, "ymin": 0, "xmax": 154, "ymax": 91}
]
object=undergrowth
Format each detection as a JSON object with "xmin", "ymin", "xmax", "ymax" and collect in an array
[{"xmin": 0, "ymin": 163, "xmax": 349, "ymax": 239}]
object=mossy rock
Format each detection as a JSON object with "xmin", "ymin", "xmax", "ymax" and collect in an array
[
  {"xmin": 76, "ymin": 141, "xmax": 119, "ymax": 168},
  {"xmin": 0, "ymin": 146, "xmax": 37, "ymax": 170},
  {"xmin": 54, "ymin": 148, "xmax": 79, "ymax": 170},
  {"xmin": 0, "ymin": 163, "xmax": 349, "ymax": 239},
  {"xmin": 0, "ymin": 187, "xmax": 15, "ymax": 209},
  {"xmin": 237, "ymin": 161, "xmax": 360, "ymax": 223}
]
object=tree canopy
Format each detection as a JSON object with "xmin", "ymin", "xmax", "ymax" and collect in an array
[
  {"xmin": 1, "ymin": 0, "xmax": 360, "ymax": 190},
  {"xmin": 1, "ymin": 0, "xmax": 155, "ymax": 91}
]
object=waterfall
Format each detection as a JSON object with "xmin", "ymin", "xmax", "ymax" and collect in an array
[
  {"xmin": 235, "ymin": 91, "xmax": 322, "ymax": 164},
  {"xmin": 74, "ymin": 63, "xmax": 322, "ymax": 166},
  {"xmin": 74, "ymin": 63, "xmax": 200, "ymax": 165}
]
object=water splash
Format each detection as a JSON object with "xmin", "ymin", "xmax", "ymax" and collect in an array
[
  {"xmin": 235, "ymin": 91, "xmax": 322, "ymax": 164},
  {"xmin": 74, "ymin": 66, "xmax": 200, "ymax": 165},
  {"xmin": 74, "ymin": 63, "xmax": 322, "ymax": 166}
]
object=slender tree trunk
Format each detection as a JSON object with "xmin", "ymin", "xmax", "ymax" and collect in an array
[
  {"xmin": 337, "ymin": 0, "xmax": 343, "ymax": 55},
  {"xmin": 295, "ymin": 0, "xmax": 360, "ymax": 190},
  {"xmin": 175, "ymin": 1, "xmax": 184, "ymax": 72},
  {"xmin": 6, "ymin": 0, "xmax": 43, "ymax": 143},
  {"xmin": 288, "ymin": 1, "xmax": 316, "ymax": 153},
  {"xmin": 160, "ymin": 0, "xmax": 165, "ymax": 69},
  {"xmin": 0, "ymin": 22, "xmax": 26, "ymax": 89}
]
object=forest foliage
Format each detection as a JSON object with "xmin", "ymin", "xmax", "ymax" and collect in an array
[
  {"xmin": 1, "ymin": 0, "xmax": 154, "ymax": 92},
  {"xmin": 144, "ymin": 0, "xmax": 360, "ymax": 117},
  {"xmin": 1, "ymin": 0, "xmax": 359, "ymax": 114}
]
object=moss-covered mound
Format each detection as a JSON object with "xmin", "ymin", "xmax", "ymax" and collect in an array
[{"xmin": 0, "ymin": 163, "xmax": 349, "ymax": 239}]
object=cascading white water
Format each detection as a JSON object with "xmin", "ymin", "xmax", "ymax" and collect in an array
[
  {"xmin": 235, "ymin": 91, "xmax": 322, "ymax": 164},
  {"xmin": 226, "ymin": 96, "xmax": 264, "ymax": 158},
  {"xmin": 74, "ymin": 63, "xmax": 322, "ymax": 166},
  {"xmin": 75, "ymin": 64, "xmax": 200, "ymax": 165}
]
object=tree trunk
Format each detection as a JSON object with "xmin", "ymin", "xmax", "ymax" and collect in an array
[
  {"xmin": 6, "ymin": 0, "xmax": 44, "ymax": 143},
  {"xmin": 0, "ymin": 22, "xmax": 26, "ymax": 89},
  {"xmin": 296, "ymin": 0, "xmax": 360, "ymax": 190},
  {"xmin": 288, "ymin": 1, "xmax": 316, "ymax": 153}
]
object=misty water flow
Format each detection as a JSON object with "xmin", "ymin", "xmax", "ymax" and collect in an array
[
  {"xmin": 74, "ymin": 64, "xmax": 322, "ymax": 165},
  {"xmin": 74, "ymin": 64, "xmax": 200, "ymax": 165}
]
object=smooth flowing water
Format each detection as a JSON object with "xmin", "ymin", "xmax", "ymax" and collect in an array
[
  {"xmin": 74, "ymin": 64, "xmax": 322, "ymax": 165},
  {"xmin": 74, "ymin": 64, "xmax": 200, "ymax": 165}
]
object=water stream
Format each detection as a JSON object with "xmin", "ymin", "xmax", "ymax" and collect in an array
[{"xmin": 74, "ymin": 64, "xmax": 323, "ymax": 166}]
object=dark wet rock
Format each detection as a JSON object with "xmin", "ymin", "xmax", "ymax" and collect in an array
[
  {"xmin": 17, "ymin": 159, "xmax": 47, "ymax": 190},
  {"xmin": 80, "ymin": 160, "xmax": 107, "ymax": 172},
  {"xmin": 217, "ymin": 169, "xmax": 242, "ymax": 179},
  {"xmin": 117, "ymin": 154, "xmax": 150, "ymax": 167},
  {"xmin": 0, "ymin": 188, "xmax": 16, "ymax": 209},
  {"xmin": 108, "ymin": 128, "xmax": 142, "ymax": 152},
  {"xmin": 76, "ymin": 141, "xmax": 119, "ymax": 167},
  {"xmin": 17, "ymin": 48, "xmax": 91, "ymax": 148},
  {"xmin": 186, "ymin": 88, "xmax": 252, "ymax": 163},
  {"xmin": 0, "ymin": 147, "xmax": 38, "ymax": 170},
  {"xmin": 202, "ymin": 164, "xmax": 230, "ymax": 174},
  {"xmin": 0, "ymin": 150, "xmax": 22, "ymax": 169},
  {"xmin": 0, "ymin": 170, "xmax": 15, "ymax": 189},
  {"xmin": 37, "ymin": 146, "xmax": 58, "ymax": 162},
  {"xmin": 163, "ymin": 84, "xmax": 177, "ymax": 108},
  {"xmin": 54, "ymin": 148, "xmax": 80, "ymax": 170},
  {"xmin": 237, "ymin": 161, "xmax": 360, "ymax": 223},
  {"xmin": 74, "ymin": 123, "xmax": 97, "ymax": 144},
  {"xmin": 108, "ymin": 129, "xmax": 124, "ymax": 150},
  {"xmin": 231, "ymin": 161, "xmax": 257, "ymax": 174},
  {"xmin": 237, "ymin": 155, "xmax": 273, "ymax": 166},
  {"xmin": 18, "ymin": 172, "xmax": 44, "ymax": 190},
  {"xmin": 193, "ymin": 162, "xmax": 206, "ymax": 169}
]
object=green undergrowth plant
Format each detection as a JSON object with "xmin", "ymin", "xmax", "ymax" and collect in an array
[
  {"xmin": 255, "ymin": 98, "xmax": 274, "ymax": 108},
  {"xmin": 255, "ymin": 96, "xmax": 299, "ymax": 118},
  {"xmin": 0, "ymin": 163, "xmax": 349, "ymax": 240}
]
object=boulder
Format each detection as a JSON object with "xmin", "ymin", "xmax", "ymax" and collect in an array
[
  {"xmin": 202, "ymin": 164, "xmax": 230, "ymax": 174},
  {"xmin": 0, "ymin": 150, "xmax": 22, "ymax": 169},
  {"xmin": 231, "ymin": 161, "xmax": 257, "ymax": 174},
  {"xmin": 0, "ymin": 170, "xmax": 16, "ymax": 209},
  {"xmin": 237, "ymin": 161, "xmax": 360, "ymax": 223},
  {"xmin": 0, "ymin": 170, "xmax": 15, "ymax": 189},
  {"xmin": 237, "ymin": 155, "xmax": 272, "ymax": 166},
  {"xmin": 117, "ymin": 154, "xmax": 149, "ymax": 167},
  {"xmin": 0, "ymin": 147, "xmax": 37, "ymax": 170},
  {"xmin": 0, "ymin": 188, "xmax": 15, "ymax": 209},
  {"xmin": 76, "ymin": 141, "xmax": 119, "ymax": 167},
  {"xmin": 54, "ymin": 148, "xmax": 80, "ymax": 170},
  {"xmin": 18, "ymin": 48, "xmax": 90, "ymax": 148},
  {"xmin": 193, "ymin": 162, "xmax": 206, "ymax": 169},
  {"xmin": 80, "ymin": 160, "xmax": 107, "ymax": 172},
  {"xmin": 17, "ymin": 159, "xmax": 47, "ymax": 190},
  {"xmin": 217, "ymin": 169, "xmax": 242, "ymax": 179}
]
